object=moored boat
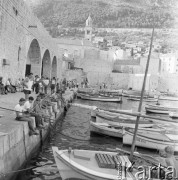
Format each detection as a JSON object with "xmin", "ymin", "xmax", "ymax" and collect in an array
[
  {"xmin": 145, "ymin": 107, "xmax": 169, "ymax": 114},
  {"xmin": 90, "ymin": 121, "xmax": 123, "ymax": 138},
  {"xmin": 91, "ymin": 107, "xmax": 133, "ymax": 118},
  {"xmin": 123, "ymin": 129, "xmax": 178, "ymax": 151},
  {"xmin": 169, "ymin": 112, "xmax": 178, "ymax": 119},
  {"xmin": 127, "ymin": 97, "xmax": 158, "ymax": 102},
  {"xmin": 81, "ymin": 94, "xmax": 122, "ymax": 102},
  {"xmin": 96, "ymin": 114, "xmax": 153, "ymax": 128},
  {"xmin": 52, "ymin": 147, "xmax": 135, "ymax": 180}
]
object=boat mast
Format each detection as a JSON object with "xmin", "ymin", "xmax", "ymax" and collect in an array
[{"xmin": 130, "ymin": 27, "xmax": 155, "ymax": 161}]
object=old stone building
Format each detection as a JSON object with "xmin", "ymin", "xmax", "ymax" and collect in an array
[{"xmin": 0, "ymin": 0, "xmax": 61, "ymax": 83}]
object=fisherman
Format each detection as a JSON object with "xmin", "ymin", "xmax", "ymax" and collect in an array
[
  {"xmin": 15, "ymin": 98, "xmax": 39, "ymax": 136},
  {"xmin": 24, "ymin": 96, "xmax": 45, "ymax": 129}
]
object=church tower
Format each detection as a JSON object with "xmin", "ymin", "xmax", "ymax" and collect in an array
[{"xmin": 85, "ymin": 15, "xmax": 93, "ymax": 41}]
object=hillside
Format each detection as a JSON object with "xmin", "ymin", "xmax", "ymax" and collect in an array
[{"xmin": 29, "ymin": 0, "xmax": 177, "ymax": 36}]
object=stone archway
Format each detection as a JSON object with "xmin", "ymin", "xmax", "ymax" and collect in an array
[
  {"xmin": 51, "ymin": 56, "xmax": 57, "ymax": 78},
  {"xmin": 41, "ymin": 49, "xmax": 51, "ymax": 78},
  {"xmin": 26, "ymin": 39, "xmax": 41, "ymax": 76}
]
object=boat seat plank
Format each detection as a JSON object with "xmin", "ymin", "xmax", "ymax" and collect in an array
[{"xmin": 73, "ymin": 151, "xmax": 91, "ymax": 161}]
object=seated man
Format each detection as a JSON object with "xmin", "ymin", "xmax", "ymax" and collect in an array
[
  {"xmin": 23, "ymin": 96, "xmax": 45, "ymax": 129},
  {"xmin": 33, "ymin": 95, "xmax": 48, "ymax": 126},
  {"xmin": 15, "ymin": 98, "xmax": 39, "ymax": 136},
  {"xmin": 0, "ymin": 77, "xmax": 7, "ymax": 94}
]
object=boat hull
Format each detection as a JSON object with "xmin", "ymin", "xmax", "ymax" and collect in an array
[
  {"xmin": 96, "ymin": 115, "xmax": 153, "ymax": 128},
  {"xmin": 123, "ymin": 130, "xmax": 178, "ymax": 151},
  {"xmin": 52, "ymin": 147, "xmax": 135, "ymax": 180},
  {"xmin": 90, "ymin": 121, "xmax": 123, "ymax": 138},
  {"xmin": 145, "ymin": 107, "xmax": 169, "ymax": 114},
  {"xmin": 81, "ymin": 95, "xmax": 121, "ymax": 102}
]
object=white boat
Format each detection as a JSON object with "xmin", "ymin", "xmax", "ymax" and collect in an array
[
  {"xmin": 81, "ymin": 94, "xmax": 122, "ymax": 102},
  {"xmin": 169, "ymin": 112, "xmax": 178, "ymax": 119},
  {"xmin": 90, "ymin": 121, "xmax": 123, "ymax": 138},
  {"xmin": 127, "ymin": 97, "xmax": 158, "ymax": 102},
  {"xmin": 96, "ymin": 111, "xmax": 136, "ymax": 121},
  {"xmin": 159, "ymin": 96, "xmax": 178, "ymax": 101},
  {"xmin": 146, "ymin": 104, "xmax": 178, "ymax": 111},
  {"xmin": 145, "ymin": 104, "xmax": 170, "ymax": 114},
  {"xmin": 90, "ymin": 122, "xmax": 166, "ymax": 139},
  {"xmin": 91, "ymin": 108, "xmax": 133, "ymax": 118},
  {"xmin": 96, "ymin": 114, "xmax": 153, "ymax": 128},
  {"xmin": 91, "ymin": 107, "xmax": 133, "ymax": 118},
  {"xmin": 52, "ymin": 147, "xmax": 135, "ymax": 180},
  {"xmin": 145, "ymin": 107, "xmax": 169, "ymax": 114},
  {"xmin": 123, "ymin": 129, "xmax": 178, "ymax": 152}
]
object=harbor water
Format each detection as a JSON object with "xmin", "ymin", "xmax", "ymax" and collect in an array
[{"xmin": 19, "ymin": 97, "xmax": 177, "ymax": 180}]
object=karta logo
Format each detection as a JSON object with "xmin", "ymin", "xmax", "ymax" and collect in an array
[
  {"xmin": 116, "ymin": 163, "xmax": 178, "ymax": 180},
  {"xmin": 135, "ymin": 164, "xmax": 177, "ymax": 180}
]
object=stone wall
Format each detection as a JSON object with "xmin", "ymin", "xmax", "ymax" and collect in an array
[
  {"xmin": 158, "ymin": 74, "xmax": 178, "ymax": 94},
  {"xmin": 87, "ymin": 72, "xmax": 130, "ymax": 89},
  {"xmin": 0, "ymin": 0, "xmax": 60, "ymax": 84},
  {"xmin": 62, "ymin": 69, "xmax": 86, "ymax": 84}
]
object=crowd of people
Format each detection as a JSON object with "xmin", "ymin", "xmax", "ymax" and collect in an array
[
  {"xmin": 10, "ymin": 73, "xmax": 79, "ymax": 136},
  {"xmin": 14, "ymin": 91, "xmax": 64, "ymax": 136}
]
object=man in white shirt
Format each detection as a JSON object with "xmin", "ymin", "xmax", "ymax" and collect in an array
[
  {"xmin": 15, "ymin": 98, "xmax": 39, "ymax": 136},
  {"xmin": 23, "ymin": 73, "xmax": 34, "ymax": 100}
]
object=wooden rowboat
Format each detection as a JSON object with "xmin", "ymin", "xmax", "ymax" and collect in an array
[
  {"xmin": 145, "ymin": 107, "xmax": 169, "ymax": 114},
  {"xmin": 123, "ymin": 129, "xmax": 178, "ymax": 151},
  {"xmin": 90, "ymin": 122, "xmax": 167, "ymax": 139},
  {"xmin": 90, "ymin": 121, "xmax": 123, "ymax": 138},
  {"xmin": 145, "ymin": 104, "xmax": 171, "ymax": 114},
  {"xmin": 146, "ymin": 104, "xmax": 178, "ymax": 111},
  {"xmin": 169, "ymin": 112, "xmax": 178, "ymax": 119},
  {"xmin": 96, "ymin": 114, "xmax": 153, "ymax": 128},
  {"xmin": 52, "ymin": 147, "xmax": 136, "ymax": 180},
  {"xmin": 96, "ymin": 111, "xmax": 136, "ymax": 121},
  {"xmin": 91, "ymin": 108, "xmax": 133, "ymax": 118},
  {"xmin": 127, "ymin": 97, "xmax": 158, "ymax": 102},
  {"xmin": 81, "ymin": 94, "xmax": 122, "ymax": 102}
]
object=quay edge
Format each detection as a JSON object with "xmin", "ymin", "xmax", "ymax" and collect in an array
[{"xmin": 0, "ymin": 91, "xmax": 75, "ymax": 180}]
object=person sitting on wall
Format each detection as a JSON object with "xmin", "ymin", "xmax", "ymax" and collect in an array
[
  {"xmin": 15, "ymin": 98, "xmax": 39, "ymax": 136},
  {"xmin": 0, "ymin": 77, "xmax": 7, "ymax": 95},
  {"xmin": 23, "ymin": 96, "xmax": 45, "ymax": 129},
  {"xmin": 8, "ymin": 78, "xmax": 17, "ymax": 93},
  {"xmin": 15, "ymin": 78, "xmax": 23, "ymax": 92}
]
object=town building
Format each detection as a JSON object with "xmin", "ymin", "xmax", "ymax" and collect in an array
[{"xmin": 159, "ymin": 53, "xmax": 178, "ymax": 74}]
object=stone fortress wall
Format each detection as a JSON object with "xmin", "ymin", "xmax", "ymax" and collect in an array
[{"xmin": 0, "ymin": 0, "xmax": 62, "ymax": 84}]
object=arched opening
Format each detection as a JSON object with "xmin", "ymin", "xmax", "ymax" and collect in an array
[
  {"xmin": 41, "ymin": 50, "xmax": 51, "ymax": 78},
  {"xmin": 26, "ymin": 39, "xmax": 41, "ymax": 76},
  {"xmin": 51, "ymin": 56, "xmax": 57, "ymax": 78}
]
